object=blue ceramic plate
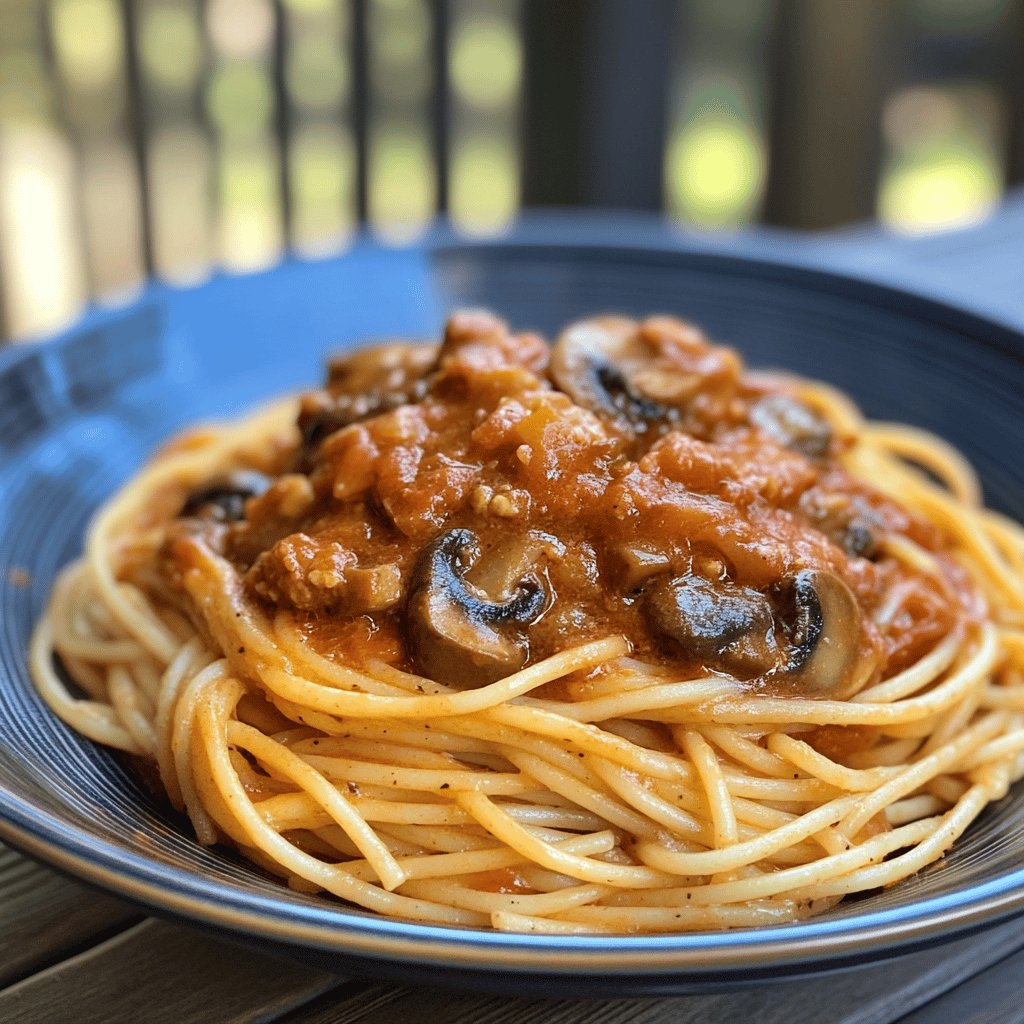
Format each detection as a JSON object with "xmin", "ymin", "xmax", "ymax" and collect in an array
[{"xmin": 2, "ymin": 228, "xmax": 1024, "ymax": 996}]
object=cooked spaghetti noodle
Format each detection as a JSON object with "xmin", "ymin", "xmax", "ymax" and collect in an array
[{"xmin": 30, "ymin": 311, "xmax": 1024, "ymax": 934}]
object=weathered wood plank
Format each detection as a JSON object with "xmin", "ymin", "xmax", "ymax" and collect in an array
[
  {"xmin": 276, "ymin": 921, "xmax": 1024, "ymax": 1024},
  {"xmin": 0, "ymin": 844, "xmax": 142, "ymax": 988},
  {"xmin": 891, "ymin": 940, "xmax": 1024, "ymax": 1024},
  {"xmin": 0, "ymin": 918, "xmax": 343, "ymax": 1024}
]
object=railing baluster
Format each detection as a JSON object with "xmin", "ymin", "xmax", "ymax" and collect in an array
[
  {"xmin": 762, "ymin": 0, "xmax": 892, "ymax": 229},
  {"xmin": 429, "ymin": 0, "xmax": 449, "ymax": 217},
  {"xmin": 38, "ymin": 0, "xmax": 93, "ymax": 297},
  {"xmin": 119, "ymin": 0, "xmax": 155, "ymax": 277},
  {"xmin": 46, "ymin": 0, "xmax": 149, "ymax": 298},
  {"xmin": 0, "ymin": 0, "xmax": 86, "ymax": 339},
  {"xmin": 522, "ymin": 0, "xmax": 676, "ymax": 209},
  {"xmin": 272, "ymin": 0, "xmax": 292, "ymax": 249},
  {"xmin": 352, "ymin": 0, "xmax": 370, "ymax": 227},
  {"xmin": 585, "ymin": 0, "xmax": 677, "ymax": 210},
  {"xmin": 521, "ymin": 0, "xmax": 587, "ymax": 206},
  {"xmin": 999, "ymin": 0, "xmax": 1024, "ymax": 188}
]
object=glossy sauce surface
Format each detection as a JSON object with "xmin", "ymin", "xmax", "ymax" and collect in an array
[{"xmin": 168, "ymin": 312, "xmax": 967, "ymax": 698}]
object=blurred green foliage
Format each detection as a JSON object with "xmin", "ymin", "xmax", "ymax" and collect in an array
[{"xmin": 0, "ymin": 0, "xmax": 1016, "ymax": 338}]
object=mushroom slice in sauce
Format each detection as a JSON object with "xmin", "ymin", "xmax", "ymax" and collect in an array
[
  {"xmin": 180, "ymin": 470, "xmax": 271, "ymax": 522},
  {"xmin": 749, "ymin": 394, "xmax": 832, "ymax": 460},
  {"xmin": 644, "ymin": 574, "xmax": 779, "ymax": 678},
  {"xmin": 548, "ymin": 318, "xmax": 670, "ymax": 433},
  {"xmin": 297, "ymin": 342, "xmax": 436, "ymax": 455},
  {"xmin": 612, "ymin": 544, "xmax": 673, "ymax": 591},
  {"xmin": 798, "ymin": 490, "xmax": 883, "ymax": 561},
  {"xmin": 839, "ymin": 518, "xmax": 878, "ymax": 559},
  {"xmin": 645, "ymin": 568, "xmax": 868, "ymax": 697},
  {"xmin": 405, "ymin": 528, "xmax": 548, "ymax": 687},
  {"xmin": 465, "ymin": 531, "xmax": 561, "ymax": 601},
  {"xmin": 774, "ymin": 569, "xmax": 865, "ymax": 698}
]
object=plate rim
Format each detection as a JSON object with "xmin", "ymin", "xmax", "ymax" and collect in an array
[{"xmin": 3, "ymin": 226, "xmax": 1024, "ymax": 984}]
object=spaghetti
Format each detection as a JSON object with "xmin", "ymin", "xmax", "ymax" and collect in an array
[{"xmin": 30, "ymin": 311, "xmax": 1024, "ymax": 934}]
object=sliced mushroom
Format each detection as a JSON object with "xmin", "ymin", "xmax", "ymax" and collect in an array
[
  {"xmin": 773, "ymin": 569, "xmax": 864, "ymax": 698},
  {"xmin": 549, "ymin": 318, "xmax": 670, "ymax": 432},
  {"xmin": 839, "ymin": 517, "xmax": 878, "ymax": 559},
  {"xmin": 610, "ymin": 544, "xmax": 672, "ymax": 591},
  {"xmin": 749, "ymin": 395, "xmax": 832, "ymax": 460},
  {"xmin": 465, "ymin": 531, "xmax": 562, "ymax": 600},
  {"xmin": 799, "ymin": 491, "xmax": 881, "ymax": 560},
  {"xmin": 833, "ymin": 498, "xmax": 883, "ymax": 560},
  {"xmin": 296, "ymin": 394, "xmax": 354, "ymax": 453},
  {"xmin": 297, "ymin": 342, "xmax": 436, "ymax": 457},
  {"xmin": 181, "ymin": 470, "xmax": 271, "ymax": 522},
  {"xmin": 645, "ymin": 567, "xmax": 867, "ymax": 696},
  {"xmin": 644, "ymin": 574, "xmax": 779, "ymax": 678},
  {"xmin": 406, "ymin": 528, "xmax": 548, "ymax": 687}
]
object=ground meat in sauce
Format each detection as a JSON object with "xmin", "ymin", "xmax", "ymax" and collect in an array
[{"xmin": 167, "ymin": 311, "xmax": 969, "ymax": 697}]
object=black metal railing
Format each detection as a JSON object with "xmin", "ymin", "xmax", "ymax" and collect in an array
[{"xmin": 0, "ymin": 0, "xmax": 1021, "ymax": 342}]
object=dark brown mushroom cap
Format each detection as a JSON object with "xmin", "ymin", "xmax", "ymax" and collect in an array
[
  {"xmin": 799, "ymin": 490, "xmax": 883, "ymax": 560},
  {"xmin": 180, "ymin": 470, "xmax": 271, "ymax": 522},
  {"xmin": 297, "ymin": 342, "xmax": 436, "ymax": 457},
  {"xmin": 548, "ymin": 318, "xmax": 671, "ymax": 434},
  {"xmin": 644, "ymin": 568, "xmax": 867, "ymax": 696},
  {"xmin": 774, "ymin": 568, "xmax": 865, "ymax": 698},
  {"xmin": 840, "ymin": 518, "xmax": 878, "ymax": 559},
  {"xmin": 749, "ymin": 395, "xmax": 832, "ymax": 460},
  {"xmin": 405, "ymin": 528, "xmax": 548, "ymax": 687},
  {"xmin": 644, "ymin": 574, "xmax": 780, "ymax": 678}
]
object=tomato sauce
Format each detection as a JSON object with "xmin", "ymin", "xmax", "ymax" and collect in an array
[{"xmin": 169, "ymin": 311, "xmax": 967, "ymax": 698}]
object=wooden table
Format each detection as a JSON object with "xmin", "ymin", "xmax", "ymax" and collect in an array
[
  {"xmin": 4, "ymin": 200, "xmax": 1024, "ymax": 1023},
  {"xmin": 3, "ymin": 840, "xmax": 1024, "ymax": 1024}
]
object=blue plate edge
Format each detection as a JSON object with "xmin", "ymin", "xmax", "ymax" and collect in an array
[{"xmin": 2, "ymin": 228, "xmax": 1024, "ymax": 987}]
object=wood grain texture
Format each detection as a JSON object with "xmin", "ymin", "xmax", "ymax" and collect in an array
[
  {"xmin": 274, "ymin": 921, "xmax": 1024, "ymax": 1024},
  {"xmin": 0, "ymin": 843, "xmax": 142, "ymax": 988},
  {"xmin": 0, "ymin": 918, "xmax": 344, "ymax": 1024},
  {"xmin": 892, "ymin": 941, "xmax": 1024, "ymax": 1024}
]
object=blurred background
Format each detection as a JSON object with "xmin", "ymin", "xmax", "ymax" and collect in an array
[{"xmin": 0, "ymin": 0, "xmax": 1021, "ymax": 343}]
